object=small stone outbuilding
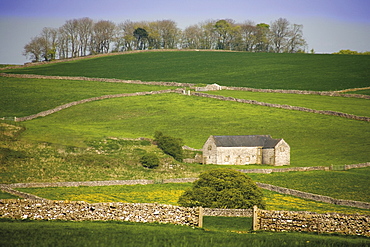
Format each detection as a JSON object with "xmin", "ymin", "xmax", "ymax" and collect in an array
[
  {"xmin": 195, "ymin": 83, "xmax": 223, "ymax": 91},
  {"xmin": 202, "ymin": 135, "xmax": 290, "ymax": 166}
]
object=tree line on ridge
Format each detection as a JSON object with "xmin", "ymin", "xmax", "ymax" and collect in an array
[{"xmin": 23, "ymin": 17, "xmax": 308, "ymax": 62}]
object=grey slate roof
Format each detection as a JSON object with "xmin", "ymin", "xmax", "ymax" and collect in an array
[{"xmin": 212, "ymin": 135, "xmax": 281, "ymax": 148}]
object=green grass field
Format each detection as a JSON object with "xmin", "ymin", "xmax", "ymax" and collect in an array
[
  {"xmin": 249, "ymin": 167, "xmax": 370, "ymax": 203},
  {"xmin": 0, "ymin": 190, "xmax": 19, "ymax": 199},
  {"xmin": 1, "ymin": 219, "xmax": 368, "ymax": 247},
  {"xmin": 349, "ymin": 89, "xmax": 370, "ymax": 95},
  {"xmin": 17, "ymin": 182, "xmax": 370, "ymax": 215},
  {"xmin": 208, "ymin": 90, "xmax": 370, "ymax": 118},
  {"xmin": 1, "ymin": 51, "xmax": 369, "ymax": 245},
  {"xmin": 4, "ymin": 51, "xmax": 370, "ymax": 91},
  {"xmin": 0, "ymin": 77, "xmax": 175, "ymax": 117},
  {"xmin": 19, "ymin": 93, "xmax": 370, "ymax": 167}
]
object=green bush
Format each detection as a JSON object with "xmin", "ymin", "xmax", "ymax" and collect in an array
[
  {"xmin": 140, "ymin": 153, "xmax": 160, "ymax": 169},
  {"xmin": 178, "ymin": 169, "xmax": 265, "ymax": 209},
  {"xmin": 154, "ymin": 131, "xmax": 183, "ymax": 162}
]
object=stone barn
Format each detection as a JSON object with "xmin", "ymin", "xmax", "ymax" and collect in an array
[{"xmin": 202, "ymin": 135, "xmax": 290, "ymax": 166}]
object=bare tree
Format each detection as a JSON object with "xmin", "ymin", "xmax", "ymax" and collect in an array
[
  {"xmin": 115, "ymin": 20, "xmax": 136, "ymax": 51},
  {"xmin": 77, "ymin": 17, "xmax": 93, "ymax": 56},
  {"xmin": 92, "ymin": 20, "xmax": 116, "ymax": 53},
  {"xmin": 62, "ymin": 19, "xmax": 80, "ymax": 57},
  {"xmin": 270, "ymin": 18, "xmax": 291, "ymax": 53},
  {"xmin": 57, "ymin": 26, "xmax": 69, "ymax": 59},
  {"xmin": 23, "ymin": 36, "xmax": 43, "ymax": 62},
  {"xmin": 240, "ymin": 21, "xmax": 257, "ymax": 51},
  {"xmin": 23, "ymin": 17, "xmax": 309, "ymax": 62},
  {"xmin": 182, "ymin": 24, "xmax": 202, "ymax": 49},
  {"xmin": 40, "ymin": 27, "xmax": 58, "ymax": 60},
  {"xmin": 286, "ymin": 24, "xmax": 307, "ymax": 53},
  {"xmin": 199, "ymin": 20, "xmax": 218, "ymax": 49},
  {"xmin": 157, "ymin": 20, "xmax": 180, "ymax": 49}
]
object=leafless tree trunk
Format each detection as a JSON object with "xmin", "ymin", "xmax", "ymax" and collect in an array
[
  {"xmin": 240, "ymin": 21, "xmax": 257, "ymax": 51},
  {"xmin": 40, "ymin": 27, "xmax": 58, "ymax": 61},
  {"xmin": 77, "ymin": 17, "xmax": 93, "ymax": 56},
  {"xmin": 182, "ymin": 24, "xmax": 202, "ymax": 49},
  {"xmin": 157, "ymin": 20, "xmax": 180, "ymax": 49},
  {"xmin": 287, "ymin": 24, "xmax": 307, "ymax": 53},
  {"xmin": 23, "ymin": 36, "xmax": 43, "ymax": 62},
  {"xmin": 92, "ymin": 20, "xmax": 116, "ymax": 53},
  {"xmin": 62, "ymin": 19, "xmax": 80, "ymax": 58},
  {"xmin": 270, "ymin": 18, "xmax": 290, "ymax": 53}
]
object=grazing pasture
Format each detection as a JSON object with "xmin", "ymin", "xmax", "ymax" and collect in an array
[
  {"xmin": 0, "ymin": 51, "xmax": 369, "ymax": 245},
  {"xmin": 208, "ymin": 90, "xmax": 370, "ymax": 118},
  {"xmin": 18, "ymin": 182, "xmax": 370, "ymax": 215},
  {"xmin": 20, "ymin": 93, "xmax": 370, "ymax": 167},
  {"xmin": 4, "ymin": 51, "xmax": 370, "ymax": 91},
  {"xmin": 249, "ymin": 167, "xmax": 370, "ymax": 203},
  {"xmin": 1, "ymin": 219, "xmax": 369, "ymax": 247},
  {"xmin": 0, "ymin": 77, "xmax": 175, "ymax": 117}
]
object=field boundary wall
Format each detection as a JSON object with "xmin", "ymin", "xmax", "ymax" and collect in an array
[
  {"xmin": 224, "ymin": 86, "xmax": 370, "ymax": 99},
  {"xmin": 256, "ymin": 182, "xmax": 370, "ymax": 210},
  {"xmin": 191, "ymin": 92, "xmax": 370, "ymax": 121},
  {"xmin": 238, "ymin": 162, "xmax": 370, "ymax": 174},
  {"xmin": 12, "ymin": 89, "xmax": 182, "ymax": 122},
  {"xmin": 203, "ymin": 208, "xmax": 252, "ymax": 217},
  {"xmin": 0, "ymin": 199, "xmax": 202, "ymax": 227},
  {"xmin": 2, "ymin": 163, "xmax": 369, "ymax": 210},
  {"xmin": 253, "ymin": 206, "xmax": 370, "ymax": 237},
  {"xmin": 2, "ymin": 73, "xmax": 369, "ymax": 122}
]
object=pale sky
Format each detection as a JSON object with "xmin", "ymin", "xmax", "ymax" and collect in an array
[{"xmin": 1, "ymin": 0, "xmax": 370, "ymax": 64}]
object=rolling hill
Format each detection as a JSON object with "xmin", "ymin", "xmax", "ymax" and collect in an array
[{"xmin": 4, "ymin": 51, "xmax": 370, "ymax": 91}]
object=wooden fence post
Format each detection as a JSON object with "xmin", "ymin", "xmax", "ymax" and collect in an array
[
  {"xmin": 198, "ymin": 207, "xmax": 203, "ymax": 228},
  {"xmin": 252, "ymin": 205, "xmax": 259, "ymax": 231}
]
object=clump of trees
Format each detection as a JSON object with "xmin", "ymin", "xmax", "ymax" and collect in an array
[
  {"xmin": 332, "ymin": 50, "xmax": 370, "ymax": 55},
  {"xmin": 178, "ymin": 169, "xmax": 265, "ymax": 209},
  {"xmin": 24, "ymin": 17, "xmax": 307, "ymax": 62},
  {"xmin": 154, "ymin": 131, "xmax": 183, "ymax": 162}
]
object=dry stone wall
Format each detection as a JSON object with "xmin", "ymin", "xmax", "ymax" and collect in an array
[
  {"xmin": 238, "ymin": 162, "xmax": 370, "ymax": 174},
  {"xmin": 191, "ymin": 92, "xmax": 370, "ymax": 122},
  {"xmin": 256, "ymin": 182, "xmax": 370, "ymax": 210},
  {"xmin": 224, "ymin": 86, "xmax": 370, "ymax": 99},
  {"xmin": 255, "ymin": 208, "xmax": 370, "ymax": 237},
  {"xmin": 0, "ymin": 199, "xmax": 202, "ymax": 227},
  {"xmin": 204, "ymin": 208, "xmax": 252, "ymax": 217}
]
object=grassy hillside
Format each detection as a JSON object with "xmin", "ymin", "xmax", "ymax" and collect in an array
[
  {"xmin": 249, "ymin": 167, "xmax": 370, "ymax": 203},
  {"xmin": 4, "ymin": 51, "xmax": 370, "ymax": 91},
  {"xmin": 3, "ymin": 77, "xmax": 369, "ymax": 119},
  {"xmin": 208, "ymin": 90, "xmax": 370, "ymax": 118},
  {"xmin": 20, "ymin": 93, "xmax": 370, "ymax": 167},
  {"xmin": 0, "ymin": 77, "xmax": 175, "ymax": 117}
]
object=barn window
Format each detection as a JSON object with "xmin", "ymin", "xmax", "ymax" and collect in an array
[{"xmin": 280, "ymin": 147, "xmax": 285, "ymax": 152}]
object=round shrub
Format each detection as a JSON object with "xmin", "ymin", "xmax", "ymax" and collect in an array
[
  {"xmin": 154, "ymin": 131, "xmax": 183, "ymax": 162},
  {"xmin": 178, "ymin": 169, "xmax": 265, "ymax": 209},
  {"xmin": 140, "ymin": 153, "xmax": 160, "ymax": 169}
]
